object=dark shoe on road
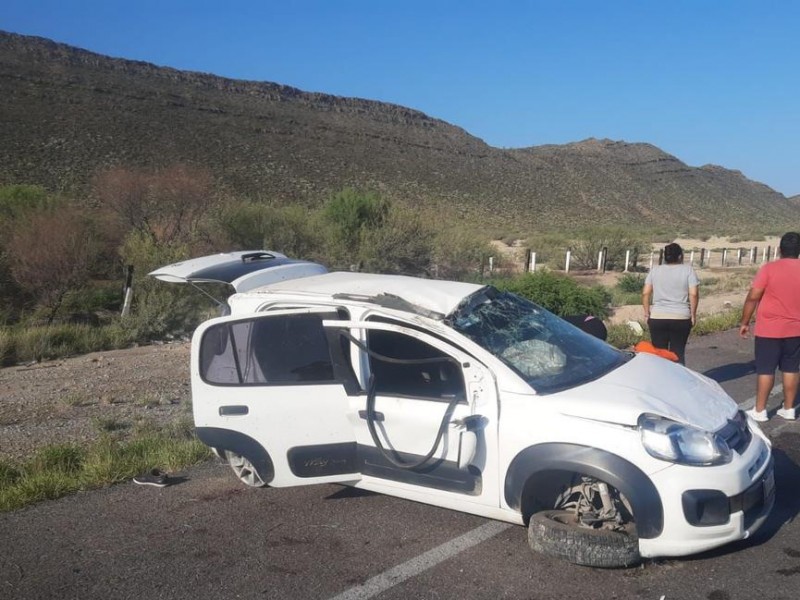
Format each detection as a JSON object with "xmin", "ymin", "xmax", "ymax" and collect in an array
[{"xmin": 133, "ymin": 468, "xmax": 169, "ymax": 487}]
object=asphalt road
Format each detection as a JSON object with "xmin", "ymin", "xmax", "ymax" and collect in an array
[{"xmin": 2, "ymin": 328, "xmax": 800, "ymax": 600}]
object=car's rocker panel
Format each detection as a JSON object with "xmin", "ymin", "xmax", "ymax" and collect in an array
[{"xmin": 357, "ymin": 446, "xmax": 482, "ymax": 495}]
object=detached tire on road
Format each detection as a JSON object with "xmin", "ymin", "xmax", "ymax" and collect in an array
[{"xmin": 528, "ymin": 510, "xmax": 640, "ymax": 568}]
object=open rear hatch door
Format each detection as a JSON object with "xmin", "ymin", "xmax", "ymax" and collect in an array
[{"xmin": 149, "ymin": 251, "xmax": 327, "ymax": 294}]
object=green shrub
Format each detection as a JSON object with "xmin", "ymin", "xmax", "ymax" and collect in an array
[
  {"xmin": 616, "ymin": 273, "xmax": 646, "ymax": 294},
  {"xmin": 0, "ymin": 321, "xmax": 139, "ymax": 365},
  {"xmin": 693, "ymin": 308, "xmax": 742, "ymax": 336},
  {"xmin": 0, "ymin": 184, "xmax": 55, "ymax": 221},
  {"xmin": 323, "ymin": 188, "xmax": 390, "ymax": 264},
  {"xmin": 433, "ymin": 226, "xmax": 494, "ymax": 280},
  {"xmin": 118, "ymin": 232, "xmax": 206, "ymax": 339},
  {"xmin": 0, "ymin": 460, "xmax": 22, "ymax": 486},
  {"xmin": 359, "ymin": 206, "xmax": 435, "ymax": 275},
  {"xmin": 494, "ymin": 271, "xmax": 612, "ymax": 318},
  {"xmin": 610, "ymin": 290, "xmax": 641, "ymax": 307},
  {"xmin": 0, "ymin": 327, "xmax": 13, "ymax": 365},
  {"xmin": 518, "ymin": 232, "xmax": 571, "ymax": 270},
  {"xmin": 607, "ymin": 322, "xmax": 647, "ymax": 349},
  {"xmin": 215, "ymin": 201, "xmax": 324, "ymax": 260},
  {"xmin": 61, "ymin": 282, "xmax": 123, "ymax": 314},
  {"xmin": 567, "ymin": 227, "xmax": 649, "ymax": 271},
  {"xmin": 30, "ymin": 444, "xmax": 86, "ymax": 475},
  {"xmin": 0, "ymin": 419, "xmax": 211, "ymax": 512}
]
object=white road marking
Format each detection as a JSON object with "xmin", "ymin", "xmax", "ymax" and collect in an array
[{"xmin": 327, "ymin": 521, "xmax": 512, "ymax": 600}]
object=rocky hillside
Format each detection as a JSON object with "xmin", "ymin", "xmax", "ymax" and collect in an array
[{"xmin": 1, "ymin": 30, "xmax": 797, "ymax": 231}]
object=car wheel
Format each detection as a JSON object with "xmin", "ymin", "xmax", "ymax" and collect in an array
[
  {"xmin": 225, "ymin": 451, "xmax": 267, "ymax": 487},
  {"xmin": 528, "ymin": 509, "xmax": 640, "ymax": 568}
]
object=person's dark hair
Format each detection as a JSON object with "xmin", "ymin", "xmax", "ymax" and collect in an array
[
  {"xmin": 779, "ymin": 232, "xmax": 800, "ymax": 259},
  {"xmin": 663, "ymin": 243, "xmax": 684, "ymax": 264}
]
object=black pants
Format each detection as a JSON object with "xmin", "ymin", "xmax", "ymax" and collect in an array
[{"xmin": 647, "ymin": 318, "xmax": 692, "ymax": 365}]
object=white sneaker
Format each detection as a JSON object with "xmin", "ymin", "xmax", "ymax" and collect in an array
[
  {"xmin": 777, "ymin": 407, "xmax": 796, "ymax": 420},
  {"xmin": 746, "ymin": 408, "xmax": 769, "ymax": 422}
]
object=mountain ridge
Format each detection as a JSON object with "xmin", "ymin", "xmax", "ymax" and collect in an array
[{"xmin": 1, "ymin": 30, "xmax": 796, "ymax": 232}]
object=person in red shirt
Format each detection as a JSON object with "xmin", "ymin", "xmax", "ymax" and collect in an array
[{"xmin": 740, "ymin": 232, "xmax": 800, "ymax": 422}]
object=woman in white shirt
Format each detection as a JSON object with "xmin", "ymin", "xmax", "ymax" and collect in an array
[{"xmin": 642, "ymin": 243, "xmax": 699, "ymax": 365}]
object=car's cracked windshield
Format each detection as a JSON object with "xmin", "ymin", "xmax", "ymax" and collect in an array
[{"xmin": 449, "ymin": 288, "xmax": 628, "ymax": 393}]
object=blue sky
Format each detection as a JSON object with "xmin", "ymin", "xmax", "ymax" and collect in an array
[{"xmin": 2, "ymin": 1, "xmax": 799, "ymax": 196}]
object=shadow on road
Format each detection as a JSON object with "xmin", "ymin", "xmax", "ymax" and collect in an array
[
  {"xmin": 703, "ymin": 361, "xmax": 756, "ymax": 383},
  {"xmin": 325, "ymin": 486, "xmax": 379, "ymax": 500},
  {"xmin": 749, "ymin": 446, "xmax": 800, "ymax": 543}
]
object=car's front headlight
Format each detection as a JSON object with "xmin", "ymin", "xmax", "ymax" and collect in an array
[{"xmin": 639, "ymin": 414, "xmax": 732, "ymax": 466}]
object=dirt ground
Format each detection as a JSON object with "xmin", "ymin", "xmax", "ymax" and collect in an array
[
  {"xmin": 0, "ymin": 342, "xmax": 191, "ymax": 462},
  {"xmin": 603, "ymin": 234, "xmax": 769, "ymax": 325}
]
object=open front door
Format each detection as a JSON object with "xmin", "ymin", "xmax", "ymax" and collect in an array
[
  {"xmin": 324, "ymin": 319, "xmax": 499, "ymax": 506},
  {"xmin": 192, "ymin": 308, "xmax": 360, "ymax": 487}
]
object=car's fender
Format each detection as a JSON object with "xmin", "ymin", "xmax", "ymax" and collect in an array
[
  {"xmin": 196, "ymin": 427, "xmax": 275, "ymax": 484},
  {"xmin": 504, "ymin": 442, "xmax": 664, "ymax": 539}
]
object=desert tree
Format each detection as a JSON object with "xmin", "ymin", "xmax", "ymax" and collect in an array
[
  {"xmin": 568, "ymin": 227, "xmax": 648, "ymax": 271},
  {"xmin": 91, "ymin": 167, "xmax": 153, "ymax": 237},
  {"xmin": 150, "ymin": 164, "xmax": 214, "ymax": 244},
  {"xmin": 92, "ymin": 164, "xmax": 214, "ymax": 245},
  {"xmin": 6, "ymin": 210, "xmax": 97, "ymax": 324},
  {"xmin": 432, "ymin": 226, "xmax": 494, "ymax": 280}
]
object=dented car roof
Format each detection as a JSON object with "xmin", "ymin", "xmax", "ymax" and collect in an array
[{"xmin": 239, "ymin": 271, "xmax": 485, "ymax": 319}]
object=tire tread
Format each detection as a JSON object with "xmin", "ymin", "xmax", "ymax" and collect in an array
[{"xmin": 528, "ymin": 510, "xmax": 640, "ymax": 568}]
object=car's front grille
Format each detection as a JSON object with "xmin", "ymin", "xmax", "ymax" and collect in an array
[{"xmin": 717, "ymin": 412, "xmax": 752, "ymax": 454}]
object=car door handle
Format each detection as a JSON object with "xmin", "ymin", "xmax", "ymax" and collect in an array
[
  {"xmin": 358, "ymin": 410, "xmax": 384, "ymax": 421},
  {"xmin": 219, "ymin": 405, "xmax": 249, "ymax": 416}
]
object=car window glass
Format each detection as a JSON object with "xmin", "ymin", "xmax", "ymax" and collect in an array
[
  {"xmin": 450, "ymin": 288, "xmax": 627, "ymax": 394},
  {"xmin": 200, "ymin": 313, "xmax": 337, "ymax": 385},
  {"xmin": 365, "ymin": 326, "xmax": 466, "ymax": 402}
]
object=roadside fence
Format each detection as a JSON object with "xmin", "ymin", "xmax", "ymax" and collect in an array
[{"xmin": 481, "ymin": 244, "xmax": 779, "ymax": 276}]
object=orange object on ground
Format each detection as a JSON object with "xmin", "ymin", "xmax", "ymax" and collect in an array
[{"xmin": 633, "ymin": 341, "xmax": 679, "ymax": 362}]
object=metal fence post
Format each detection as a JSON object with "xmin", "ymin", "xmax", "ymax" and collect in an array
[{"xmin": 121, "ymin": 265, "xmax": 134, "ymax": 317}]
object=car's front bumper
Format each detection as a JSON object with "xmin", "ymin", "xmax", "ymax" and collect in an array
[{"xmin": 639, "ymin": 434, "xmax": 774, "ymax": 558}]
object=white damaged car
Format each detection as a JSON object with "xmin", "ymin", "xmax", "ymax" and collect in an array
[{"xmin": 151, "ymin": 251, "xmax": 775, "ymax": 567}]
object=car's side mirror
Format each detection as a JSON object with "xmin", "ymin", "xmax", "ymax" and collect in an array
[{"xmin": 452, "ymin": 415, "xmax": 487, "ymax": 470}]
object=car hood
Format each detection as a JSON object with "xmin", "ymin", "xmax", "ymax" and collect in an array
[{"xmin": 557, "ymin": 353, "xmax": 737, "ymax": 431}]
